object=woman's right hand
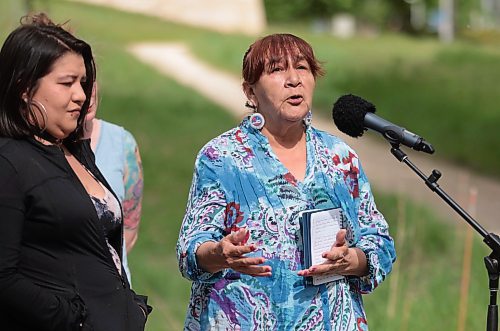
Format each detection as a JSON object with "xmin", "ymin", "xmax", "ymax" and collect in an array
[{"xmin": 196, "ymin": 228, "xmax": 272, "ymax": 277}]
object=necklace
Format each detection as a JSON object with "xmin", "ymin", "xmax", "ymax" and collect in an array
[{"xmin": 36, "ymin": 131, "xmax": 63, "ymax": 146}]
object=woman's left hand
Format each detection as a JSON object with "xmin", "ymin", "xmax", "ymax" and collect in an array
[{"xmin": 297, "ymin": 229, "xmax": 368, "ymax": 278}]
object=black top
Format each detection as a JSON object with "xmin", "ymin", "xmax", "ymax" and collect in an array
[{"xmin": 0, "ymin": 137, "xmax": 150, "ymax": 331}]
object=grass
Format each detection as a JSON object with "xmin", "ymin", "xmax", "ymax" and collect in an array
[
  {"xmin": 364, "ymin": 193, "xmax": 490, "ymax": 331},
  {"xmin": 0, "ymin": 1, "xmax": 495, "ymax": 330},
  {"xmin": 3, "ymin": 1, "xmax": 500, "ymax": 177}
]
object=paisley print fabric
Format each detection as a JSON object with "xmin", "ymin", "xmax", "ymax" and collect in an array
[{"xmin": 177, "ymin": 117, "xmax": 396, "ymax": 330}]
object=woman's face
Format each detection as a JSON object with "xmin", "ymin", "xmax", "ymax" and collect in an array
[
  {"xmin": 31, "ymin": 52, "xmax": 87, "ymax": 139},
  {"xmin": 247, "ymin": 53, "xmax": 315, "ymax": 129}
]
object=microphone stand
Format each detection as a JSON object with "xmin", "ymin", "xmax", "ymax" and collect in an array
[{"xmin": 389, "ymin": 143, "xmax": 499, "ymax": 331}]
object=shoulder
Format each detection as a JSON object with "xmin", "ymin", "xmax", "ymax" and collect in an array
[
  {"xmin": 100, "ymin": 120, "xmax": 137, "ymax": 146},
  {"xmin": 122, "ymin": 129, "xmax": 138, "ymax": 148},
  {"xmin": 0, "ymin": 136, "xmax": 26, "ymax": 150},
  {"xmin": 0, "ymin": 138, "xmax": 36, "ymax": 182},
  {"xmin": 0, "ymin": 137, "xmax": 33, "ymax": 161},
  {"xmin": 0, "ymin": 138, "xmax": 18, "ymax": 167},
  {"xmin": 100, "ymin": 119, "xmax": 126, "ymax": 136},
  {"xmin": 310, "ymin": 126, "xmax": 358, "ymax": 158},
  {"xmin": 196, "ymin": 127, "xmax": 241, "ymax": 162}
]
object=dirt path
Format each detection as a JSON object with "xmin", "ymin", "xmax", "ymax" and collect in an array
[{"xmin": 129, "ymin": 42, "xmax": 500, "ymax": 235}]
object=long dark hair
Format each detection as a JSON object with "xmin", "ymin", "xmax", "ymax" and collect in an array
[{"xmin": 0, "ymin": 13, "xmax": 96, "ymax": 142}]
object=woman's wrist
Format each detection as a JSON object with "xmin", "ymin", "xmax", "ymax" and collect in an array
[
  {"xmin": 349, "ymin": 248, "xmax": 369, "ymax": 277},
  {"xmin": 196, "ymin": 241, "xmax": 224, "ymax": 274}
]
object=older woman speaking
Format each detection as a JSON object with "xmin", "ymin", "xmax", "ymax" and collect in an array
[{"xmin": 177, "ymin": 33, "xmax": 396, "ymax": 330}]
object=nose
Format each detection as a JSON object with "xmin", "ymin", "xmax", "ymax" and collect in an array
[
  {"xmin": 73, "ymin": 83, "xmax": 87, "ymax": 106},
  {"xmin": 286, "ymin": 68, "xmax": 301, "ymax": 87}
]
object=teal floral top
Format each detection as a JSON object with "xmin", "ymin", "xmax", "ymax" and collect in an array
[{"xmin": 177, "ymin": 117, "xmax": 396, "ymax": 331}]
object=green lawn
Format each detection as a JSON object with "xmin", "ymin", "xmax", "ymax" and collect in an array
[{"xmin": 0, "ymin": 1, "xmax": 495, "ymax": 330}]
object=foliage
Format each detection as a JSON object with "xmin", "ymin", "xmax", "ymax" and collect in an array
[
  {"xmin": 264, "ymin": 0, "xmax": 500, "ymax": 35},
  {"xmin": 0, "ymin": 1, "xmax": 495, "ymax": 330},
  {"xmin": 263, "ymin": 0, "xmax": 351, "ymax": 22},
  {"xmin": 264, "ymin": 0, "xmax": 408, "ymax": 31}
]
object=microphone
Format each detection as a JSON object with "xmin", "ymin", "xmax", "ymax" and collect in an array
[{"xmin": 332, "ymin": 94, "xmax": 434, "ymax": 154}]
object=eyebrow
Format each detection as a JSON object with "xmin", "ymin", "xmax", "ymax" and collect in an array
[
  {"xmin": 266, "ymin": 54, "xmax": 307, "ymax": 68},
  {"xmin": 56, "ymin": 73, "xmax": 86, "ymax": 81}
]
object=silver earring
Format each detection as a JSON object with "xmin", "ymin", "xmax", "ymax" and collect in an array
[
  {"xmin": 303, "ymin": 110, "xmax": 312, "ymax": 127},
  {"xmin": 29, "ymin": 99, "xmax": 49, "ymax": 132},
  {"xmin": 249, "ymin": 112, "xmax": 265, "ymax": 130}
]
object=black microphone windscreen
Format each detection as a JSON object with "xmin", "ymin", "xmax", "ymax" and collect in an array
[{"xmin": 332, "ymin": 94, "xmax": 376, "ymax": 138}]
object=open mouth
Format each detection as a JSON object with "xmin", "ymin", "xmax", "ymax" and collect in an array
[{"xmin": 287, "ymin": 94, "xmax": 303, "ymax": 105}]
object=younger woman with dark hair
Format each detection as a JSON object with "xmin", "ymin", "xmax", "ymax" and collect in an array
[{"xmin": 0, "ymin": 13, "xmax": 150, "ymax": 331}]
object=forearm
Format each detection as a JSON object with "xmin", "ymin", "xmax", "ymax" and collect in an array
[
  {"xmin": 124, "ymin": 228, "xmax": 138, "ymax": 253},
  {"xmin": 347, "ymin": 247, "xmax": 368, "ymax": 277},
  {"xmin": 122, "ymin": 136, "xmax": 143, "ymax": 254},
  {"xmin": 355, "ymin": 173, "xmax": 396, "ymax": 290},
  {"xmin": 356, "ymin": 234, "xmax": 396, "ymax": 292}
]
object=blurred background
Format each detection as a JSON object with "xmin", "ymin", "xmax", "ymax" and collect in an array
[{"xmin": 1, "ymin": 0, "xmax": 499, "ymax": 330}]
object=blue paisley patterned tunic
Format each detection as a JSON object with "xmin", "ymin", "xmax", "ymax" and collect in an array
[{"xmin": 177, "ymin": 118, "xmax": 396, "ymax": 331}]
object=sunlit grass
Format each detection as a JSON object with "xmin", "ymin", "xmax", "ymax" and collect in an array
[{"xmin": 0, "ymin": 1, "xmax": 494, "ymax": 330}]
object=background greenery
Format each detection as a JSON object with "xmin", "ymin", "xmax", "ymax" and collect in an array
[
  {"xmin": 0, "ymin": 0, "xmax": 496, "ymax": 330},
  {"xmin": 263, "ymin": 0, "xmax": 499, "ymax": 36}
]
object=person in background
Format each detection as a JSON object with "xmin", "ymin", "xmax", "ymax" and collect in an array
[
  {"xmin": 0, "ymin": 13, "xmax": 150, "ymax": 330},
  {"xmin": 84, "ymin": 82, "xmax": 144, "ymax": 285},
  {"xmin": 177, "ymin": 33, "xmax": 396, "ymax": 330}
]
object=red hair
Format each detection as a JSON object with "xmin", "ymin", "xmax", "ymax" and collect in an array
[{"xmin": 242, "ymin": 33, "xmax": 324, "ymax": 85}]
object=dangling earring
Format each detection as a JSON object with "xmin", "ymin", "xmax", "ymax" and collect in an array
[
  {"xmin": 28, "ymin": 99, "xmax": 49, "ymax": 132},
  {"xmin": 303, "ymin": 110, "xmax": 312, "ymax": 127},
  {"xmin": 249, "ymin": 112, "xmax": 265, "ymax": 130},
  {"xmin": 245, "ymin": 100, "xmax": 264, "ymax": 130}
]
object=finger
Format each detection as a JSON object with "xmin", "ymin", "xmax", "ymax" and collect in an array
[
  {"xmin": 222, "ymin": 243, "xmax": 256, "ymax": 258},
  {"xmin": 329, "ymin": 230, "xmax": 346, "ymax": 251},
  {"xmin": 237, "ymin": 265, "xmax": 273, "ymax": 277},
  {"xmin": 227, "ymin": 228, "xmax": 249, "ymax": 245},
  {"xmin": 335, "ymin": 229, "xmax": 347, "ymax": 247},
  {"xmin": 228, "ymin": 255, "xmax": 266, "ymax": 268},
  {"xmin": 322, "ymin": 246, "xmax": 348, "ymax": 261},
  {"xmin": 310, "ymin": 265, "xmax": 340, "ymax": 275},
  {"xmin": 300, "ymin": 262, "xmax": 347, "ymax": 276},
  {"xmin": 247, "ymin": 271, "xmax": 272, "ymax": 277}
]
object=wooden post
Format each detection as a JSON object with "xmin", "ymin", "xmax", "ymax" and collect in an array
[
  {"xmin": 457, "ymin": 187, "xmax": 477, "ymax": 331},
  {"xmin": 387, "ymin": 194, "xmax": 406, "ymax": 318}
]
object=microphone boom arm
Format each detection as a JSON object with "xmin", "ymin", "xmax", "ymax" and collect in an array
[{"xmin": 389, "ymin": 142, "xmax": 499, "ymax": 331}]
